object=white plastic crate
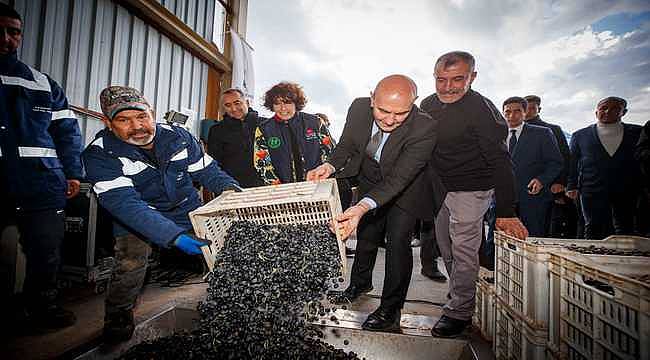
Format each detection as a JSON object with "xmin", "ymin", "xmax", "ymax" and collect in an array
[
  {"xmin": 474, "ymin": 269, "xmax": 497, "ymax": 342},
  {"xmin": 495, "ymin": 233, "xmax": 650, "ymax": 331},
  {"xmin": 189, "ymin": 179, "xmax": 344, "ymax": 273},
  {"xmin": 494, "ymin": 297, "xmax": 548, "ymax": 360},
  {"xmin": 548, "ymin": 252, "xmax": 650, "ymax": 360}
]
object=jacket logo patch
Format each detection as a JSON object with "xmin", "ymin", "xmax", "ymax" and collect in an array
[
  {"xmin": 268, "ymin": 136, "xmax": 281, "ymax": 149},
  {"xmin": 305, "ymin": 128, "xmax": 319, "ymax": 141},
  {"xmin": 33, "ymin": 106, "xmax": 52, "ymax": 113}
]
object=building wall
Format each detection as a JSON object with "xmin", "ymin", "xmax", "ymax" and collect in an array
[{"xmin": 3, "ymin": 0, "xmax": 221, "ymax": 145}]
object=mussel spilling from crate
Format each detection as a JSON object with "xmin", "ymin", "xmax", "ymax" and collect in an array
[{"xmin": 118, "ymin": 221, "xmax": 361, "ymax": 359}]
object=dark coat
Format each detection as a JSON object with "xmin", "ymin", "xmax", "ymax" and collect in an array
[
  {"xmin": 329, "ymin": 97, "xmax": 441, "ymax": 219},
  {"xmin": 511, "ymin": 123, "xmax": 563, "ymax": 202},
  {"xmin": 207, "ymin": 109, "xmax": 265, "ymax": 188},
  {"xmin": 568, "ymin": 123, "xmax": 642, "ymax": 195},
  {"xmin": 525, "ymin": 115, "xmax": 571, "ymax": 186},
  {"xmin": 420, "ymin": 90, "xmax": 517, "ymax": 218},
  {"xmin": 259, "ymin": 112, "xmax": 324, "ymax": 183}
]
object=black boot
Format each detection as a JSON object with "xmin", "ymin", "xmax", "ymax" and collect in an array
[
  {"xmin": 104, "ymin": 309, "xmax": 135, "ymax": 343},
  {"xmin": 27, "ymin": 289, "xmax": 76, "ymax": 330},
  {"xmin": 362, "ymin": 307, "xmax": 401, "ymax": 332},
  {"xmin": 421, "ymin": 261, "xmax": 447, "ymax": 282},
  {"xmin": 431, "ymin": 315, "xmax": 471, "ymax": 338}
]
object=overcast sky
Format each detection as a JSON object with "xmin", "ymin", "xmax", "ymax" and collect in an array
[{"xmin": 246, "ymin": 0, "xmax": 650, "ymax": 139}]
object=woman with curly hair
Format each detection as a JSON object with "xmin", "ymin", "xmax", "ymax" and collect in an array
[{"xmin": 257, "ymin": 82, "xmax": 334, "ymax": 183}]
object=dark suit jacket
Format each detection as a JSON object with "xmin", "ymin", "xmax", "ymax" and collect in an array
[
  {"xmin": 568, "ymin": 123, "xmax": 642, "ymax": 195},
  {"xmin": 526, "ymin": 116, "xmax": 570, "ymax": 185},
  {"xmin": 329, "ymin": 97, "xmax": 442, "ymax": 219},
  {"xmin": 511, "ymin": 124, "xmax": 563, "ymax": 202}
]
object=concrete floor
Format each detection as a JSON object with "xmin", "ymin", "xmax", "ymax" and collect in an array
[{"xmin": 1, "ymin": 245, "xmax": 494, "ymax": 360}]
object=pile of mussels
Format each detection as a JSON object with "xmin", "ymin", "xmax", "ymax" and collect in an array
[{"xmin": 119, "ymin": 221, "xmax": 362, "ymax": 360}]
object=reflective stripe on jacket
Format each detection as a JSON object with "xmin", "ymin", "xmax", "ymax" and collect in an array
[
  {"xmin": 81, "ymin": 124, "xmax": 237, "ymax": 247},
  {"xmin": 0, "ymin": 52, "xmax": 82, "ymax": 211}
]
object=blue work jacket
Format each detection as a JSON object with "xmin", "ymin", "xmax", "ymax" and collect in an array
[
  {"xmin": 82, "ymin": 124, "xmax": 237, "ymax": 247},
  {"xmin": 0, "ymin": 52, "xmax": 82, "ymax": 211}
]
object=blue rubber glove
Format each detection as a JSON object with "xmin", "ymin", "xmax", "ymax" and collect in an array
[{"xmin": 174, "ymin": 234, "xmax": 208, "ymax": 255}]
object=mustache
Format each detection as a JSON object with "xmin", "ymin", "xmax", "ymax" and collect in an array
[
  {"xmin": 128, "ymin": 129, "xmax": 152, "ymax": 137},
  {"xmin": 439, "ymin": 88, "xmax": 464, "ymax": 95}
]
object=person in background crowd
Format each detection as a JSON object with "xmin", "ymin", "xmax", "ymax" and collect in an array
[
  {"xmin": 207, "ymin": 88, "xmax": 274, "ymax": 187},
  {"xmin": 82, "ymin": 86, "xmax": 240, "ymax": 342},
  {"xmin": 420, "ymin": 51, "xmax": 528, "ymax": 338},
  {"xmin": 0, "ymin": 4, "xmax": 82, "ymax": 331},
  {"xmin": 635, "ymin": 120, "xmax": 650, "ymax": 236},
  {"xmin": 523, "ymin": 95, "xmax": 576, "ymax": 238},
  {"xmin": 503, "ymin": 96, "xmax": 563, "ymax": 236},
  {"xmin": 260, "ymin": 82, "xmax": 333, "ymax": 184},
  {"xmin": 307, "ymin": 75, "xmax": 440, "ymax": 332},
  {"xmin": 567, "ymin": 97, "xmax": 642, "ymax": 239}
]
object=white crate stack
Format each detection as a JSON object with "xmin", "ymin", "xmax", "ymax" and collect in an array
[
  {"xmin": 548, "ymin": 253, "xmax": 650, "ymax": 360},
  {"xmin": 189, "ymin": 179, "xmax": 345, "ymax": 273},
  {"xmin": 474, "ymin": 268, "xmax": 497, "ymax": 342},
  {"xmin": 492, "ymin": 233, "xmax": 650, "ymax": 360}
]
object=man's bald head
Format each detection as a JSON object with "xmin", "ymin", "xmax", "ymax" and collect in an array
[
  {"xmin": 370, "ymin": 74, "xmax": 418, "ymax": 133},
  {"xmin": 373, "ymin": 74, "xmax": 418, "ymax": 103}
]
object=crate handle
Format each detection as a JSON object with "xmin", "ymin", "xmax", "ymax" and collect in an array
[{"xmin": 578, "ymin": 275, "xmax": 617, "ymax": 299}]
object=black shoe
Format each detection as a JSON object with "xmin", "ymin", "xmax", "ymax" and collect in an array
[
  {"xmin": 421, "ymin": 268, "xmax": 447, "ymax": 282},
  {"xmin": 431, "ymin": 315, "xmax": 471, "ymax": 338},
  {"xmin": 332, "ymin": 284, "xmax": 373, "ymax": 304},
  {"xmin": 104, "ymin": 310, "xmax": 135, "ymax": 343},
  {"xmin": 362, "ymin": 307, "xmax": 401, "ymax": 332}
]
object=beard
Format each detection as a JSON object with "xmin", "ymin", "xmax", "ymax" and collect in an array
[{"xmin": 126, "ymin": 127, "xmax": 156, "ymax": 147}]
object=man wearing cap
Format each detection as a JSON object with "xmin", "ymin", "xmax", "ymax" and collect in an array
[
  {"xmin": 82, "ymin": 86, "xmax": 240, "ymax": 342},
  {"xmin": 1, "ymin": 4, "xmax": 82, "ymax": 331},
  {"xmin": 567, "ymin": 97, "xmax": 642, "ymax": 239}
]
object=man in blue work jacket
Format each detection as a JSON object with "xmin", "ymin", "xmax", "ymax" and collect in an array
[
  {"xmin": 0, "ymin": 4, "xmax": 82, "ymax": 331},
  {"xmin": 82, "ymin": 86, "xmax": 240, "ymax": 342}
]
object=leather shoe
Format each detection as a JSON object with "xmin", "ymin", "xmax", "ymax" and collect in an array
[
  {"xmin": 332, "ymin": 284, "xmax": 373, "ymax": 304},
  {"xmin": 421, "ymin": 268, "xmax": 447, "ymax": 282},
  {"xmin": 362, "ymin": 307, "xmax": 401, "ymax": 332},
  {"xmin": 431, "ymin": 315, "xmax": 471, "ymax": 338}
]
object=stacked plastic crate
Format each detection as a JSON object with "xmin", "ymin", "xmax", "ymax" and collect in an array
[
  {"xmin": 493, "ymin": 232, "xmax": 561, "ymax": 359},
  {"xmin": 493, "ymin": 233, "xmax": 650, "ymax": 360},
  {"xmin": 474, "ymin": 268, "xmax": 497, "ymax": 342},
  {"xmin": 548, "ymin": 250, "xmax": 649, "ymax": 360}
]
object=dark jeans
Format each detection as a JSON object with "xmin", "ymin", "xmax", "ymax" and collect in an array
[
  {"xmin": 1, "ymin": 205, "xmax": 65, "ymax": 302},
  {"xmin": 580, "ymin": 192, "xmax": 635, "ymax": 239},
  {"xmin": 105, "ymin": 233, "xmax": 151, "ymax": 316},
  {"xmin": 418, "ymin": 220, "xmax": 441, "ymax": 272},
  {"xmin": 480, "ymin": 197, "xmax": 496, "ymax": 270},
  {"xmin": 350, "ymin": 205, "xmax": 416, "ymax": 310}
]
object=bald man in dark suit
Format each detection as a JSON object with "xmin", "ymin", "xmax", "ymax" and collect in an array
[{"xmin": 307, "ymin": 74, "xmax": 443, "ymax": 332}]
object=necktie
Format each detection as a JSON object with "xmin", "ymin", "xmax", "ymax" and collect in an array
[
  {"xmin": 508, "ymin": 129, "xmax": 517, "ymax": 155},
  {"xmin": 366, "ymin": 129, "xmax": 383, "ymax": 159}
]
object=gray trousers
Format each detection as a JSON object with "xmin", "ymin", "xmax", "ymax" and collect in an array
[
  {"xmin": 435, "ymin": 190, "xmax": 493, "ymax": 320},
  {"xmin": 105, "ymin": 233, "xmax": 151, "ymax": 317}
]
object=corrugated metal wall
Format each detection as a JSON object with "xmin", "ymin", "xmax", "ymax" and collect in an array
[{"xmin": 3, "ymin": 0, "xmax": 221, "ymax": 145}]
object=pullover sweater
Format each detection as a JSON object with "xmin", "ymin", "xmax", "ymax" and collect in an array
[{"xmin": 420, "ymin": 89, "xmax": 516, "ymax": 217}]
